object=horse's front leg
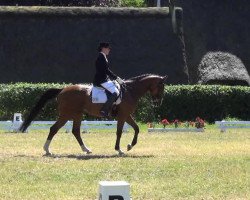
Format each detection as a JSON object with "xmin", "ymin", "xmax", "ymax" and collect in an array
[
  {"xmin": 126, "ymin": 115, "xmax": 139, "ymax": 151},
  {"xmin": 115, "ymin": 119, "xmax": 125, "ymax": 156}
]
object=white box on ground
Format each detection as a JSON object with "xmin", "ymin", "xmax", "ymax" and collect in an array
[
  {"xmin": 13, "ymin": 113, "xmax": 22, "ymax": 122},
  {"xmin": 98, "ymin": 181, "xmax": 130, "ymax": 200},
  {"xmin": 13, "ymin": 113, "xmax": 23, "ymax": 132}
]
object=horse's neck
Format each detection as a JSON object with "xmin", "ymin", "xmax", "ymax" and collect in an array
[{"xmin": 126, "ymin": 78, "xmax": 153, "ymax": 100}]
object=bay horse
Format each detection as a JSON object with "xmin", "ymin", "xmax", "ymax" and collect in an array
[{"xmin": 20, "ymin": 74, "xmax": 167, "ymax": 155}]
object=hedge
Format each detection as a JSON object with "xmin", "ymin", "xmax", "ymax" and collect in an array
[
  {"xmin": 0, "ymin": 83, "xmax": 65, "ymax": 121},
  {"xmin": 0, "ymin": 0, "xmax": 145, "ymax": 7},
  {"xmin": 136, "ymin": 85, "xmax": 250, "ymax": 123},
  {"xmin": 0, "ymin": 83, "xmax": 250, "ymax": 123}
]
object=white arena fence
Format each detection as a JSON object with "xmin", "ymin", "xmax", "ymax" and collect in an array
[
  {"xmin": 0, "ymin": 120, "xmax": 129, "ymax": 133},
  {"xmin": 215, "ymin": 121, "xmax": 250, "ymax": 132}
]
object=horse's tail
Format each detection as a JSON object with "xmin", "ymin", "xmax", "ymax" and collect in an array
[{"xmin": 19, "ymin": 88, "xmax": 62, "ymax": 132}]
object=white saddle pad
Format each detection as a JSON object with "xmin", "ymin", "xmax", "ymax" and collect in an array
[{"xmin": 91, "ymin": 81, "xmax": 122, "ymax": 104}]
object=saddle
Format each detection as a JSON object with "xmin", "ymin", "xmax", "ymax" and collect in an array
[{"xmin": 91, "ymin": 80, "xmax": 122, "ymax": 104}]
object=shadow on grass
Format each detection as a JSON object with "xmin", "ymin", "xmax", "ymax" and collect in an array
[
  {"xmin": 44, "ymin": 154, "xmax": 154, "ymax": 160},
  {"xmin": 12, "ymin": 153, "xmax": 154, "ymax": 160}
]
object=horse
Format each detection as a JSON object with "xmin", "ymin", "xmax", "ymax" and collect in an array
[{"xmin": 20, "ymin": 74, "xmax": 167, "ymax": 156}]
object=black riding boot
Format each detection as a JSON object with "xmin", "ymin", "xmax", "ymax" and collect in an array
[{"xmin": 100, "ymin": 93, "xmax": 118, "ymax": 117}]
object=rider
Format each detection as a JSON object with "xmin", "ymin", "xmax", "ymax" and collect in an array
[{"xmin": 93, "ymin": 42, "xmax": 124, "ymax": 117}]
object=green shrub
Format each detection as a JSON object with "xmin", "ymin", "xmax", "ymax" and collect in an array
[
  {"xmin": 121, "ymin": 0, "xmax": 146, "ymax": 7},
  {"xmin": 151, "ymin": 85, "xmax": 250, "ymax": 123},
  {"xmin": 0, "ymin": 83, "xmax": 249, "ymax": 123},
  {"xmin": 0, "ymin": 83, "xmax": 66, "ymax": 121}
]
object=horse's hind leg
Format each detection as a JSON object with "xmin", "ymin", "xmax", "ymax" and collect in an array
[
  {"xmin": 72, "ymin": 116, "xmax": 92, "ymax": 154},
  {"xmin": 43, "ymin": 117, "xmax": 67, "ymax": 155}
]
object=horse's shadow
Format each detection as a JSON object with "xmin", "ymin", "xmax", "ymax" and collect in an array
[
  {"xmin": 13, "ymin": 153, "xmax": 154, "ymax": 160},
  {"xmin": 44, "ymin": 153, "xmax": 154, "ymax": 160}
]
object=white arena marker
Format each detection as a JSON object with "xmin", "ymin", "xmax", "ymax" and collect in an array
[
  {"xmin": 98, "ymin": 181, "xmax": 131, "ymax": 200},
  {"xmin": 13, "ymin": 113, "xmax": 23, "ymax": 132}
]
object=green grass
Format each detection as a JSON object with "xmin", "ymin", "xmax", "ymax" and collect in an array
[{"xmin": 0, "ymin": 127, "xmax": 249, "ymax": 200}]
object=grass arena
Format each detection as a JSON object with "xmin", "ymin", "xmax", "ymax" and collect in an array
[{"xmin": 0, "ymin": 125, "xmax": 249, "ymax": 199}]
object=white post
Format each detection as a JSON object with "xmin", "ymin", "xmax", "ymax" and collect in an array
[
  {"xmin": 65, "ymin": 121, "xmax": 71, "ymax": 133},
  {"xmin": 157, "ymin": 0, "xmax": 161, "ymax": 7},
  {"xmin": 220, "ymin": 120, "xmax": 226, "ymax": 133},
  {"xmin": 123, "ymin": 123, "xmax": 128, "ymax": 133},
  {"xmin": 82, "ymin": 120, "xmax": 88, "ymax": 133},
  {"xmin": 12, "ymin": 113, "xmax": 23, "ymax": 132}
]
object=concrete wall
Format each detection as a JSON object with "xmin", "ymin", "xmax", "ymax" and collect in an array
[
  {"xmin": 149, "ymin": 0, "xmax": 250, "ymax": 83},
  {"xmin": 1, "ymin": 1, "xmax": 250, "ymax": 84},
  {"xmin": 175, "ymin": 0, "xmax": 250, "ymax": 82},
  {"xmin": 0, "ymin": 7, "xmax": 187, "ymax": 84}
]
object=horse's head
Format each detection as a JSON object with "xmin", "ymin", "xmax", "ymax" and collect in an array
[
  {"xmin": 126, "ymin": 74, "xmax": 168, "ymax": 106},
  {"xmin": 149, "ymin": 75, "xmax": 168, "ymax": 107}
]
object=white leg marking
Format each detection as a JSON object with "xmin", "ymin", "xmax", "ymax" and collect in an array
[
  {"xmin": 43, "ymin": 140, "xmax": 52, "ymax": 155},
  {"xmin": 117, "ymin": 149, "xmax": 125, "ymax": 156},
  {"xmin": 81, "ymin": 145, "xmax": 92, "ymax": 154}
]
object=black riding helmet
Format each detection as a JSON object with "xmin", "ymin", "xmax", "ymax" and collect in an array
[{"xmin": 98, "ymin": 42, "xmax": 110, "ymax": 52}]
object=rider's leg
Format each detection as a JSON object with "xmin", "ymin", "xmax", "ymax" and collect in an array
[
  {"xmin": 101, "ymin": 80, "xmax": 120, "ymax": 95},
  {"xmin": 100, "ymin": 81, "xmax": 119, "ymax": 117}
]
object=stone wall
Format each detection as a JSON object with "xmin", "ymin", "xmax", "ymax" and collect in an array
[
  {"xmin": 0, "ymin": 7, "xmax": 187, "ymax": 84},
  {"xmin": 1, "ymin": 1, "xmax": 249, "ymax": 84},
  {"xmin": 175, "ymin": 0, "xmax": 250, "ymax": 82}
]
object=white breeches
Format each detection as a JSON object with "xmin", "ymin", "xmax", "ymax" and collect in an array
[{"xmin": 101, "ymin": 81, "xmax": 119, "ymax": 95}]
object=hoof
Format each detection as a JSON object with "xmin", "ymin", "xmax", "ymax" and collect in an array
[
  {"xmin": 82, "ymin": 146, "xmax": 92, "ymax": 154},
  {"xmin": 118, "ymin": 150, "xmax": 125, "ymax": 156},
  {"xmin": 43, "ymin": 152, "xmax": 52, "ymax": 156},
  {"xmin": 86, "ymin": 149, "xmax": 92, "ymax": 154},
  {"xmin": 127, "ymin": 144, "xmax": 133, "ymax": 151}
]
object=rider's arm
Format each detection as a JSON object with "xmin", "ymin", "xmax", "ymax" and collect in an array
[
  {"xmin": 107, "ymin": 68, "xmax": 118, "ymax": 80},
  {"xmin": 97, "ymin": 54, "xmax": 118, "ymax": 80}
]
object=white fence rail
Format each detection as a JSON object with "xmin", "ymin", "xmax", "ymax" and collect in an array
[
  {"xmin": 0, "ymin": 120, "xmax": 129, "ymax": 133},
  {"xmin": 215, "ymin": 121, "xmax": 250, "ymax": 132}
]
